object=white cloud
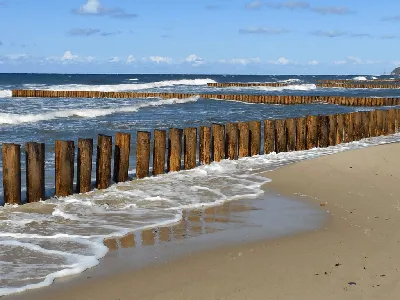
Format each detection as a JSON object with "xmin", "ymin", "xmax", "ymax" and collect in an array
[
  {"xmin": 126, "ymin": 55, "xmax": 136, "ymax": 63},
  {"xmin": 5, "ymin": 54, "xmax": 29, "ymax": 61},
  {"xmin": 268, "ymin": 57, "xmax": 291, "ymax": 65},
  {"xmin": 74, "ymin": 0, "xmax": 137, "ymax": 18},
  {"xmin": 108, "ymin": 56, "xmax": 121, "ymax": 63},
  {"xmin": 392, "ymin": 60, "xmax": 400, "ymax": 66},
  {"xmin": 219, "ymin": 57, "xmax": 261, "ymax": 65},
  {"xmin": 308, "ymin": 60, "xmax": 319, "ymax": 65},
  {"xmin": 45, "ymin": 51, "xmax": 95, "ymax": 64},
  {"xmin": 62, "ymin": 50, "xmax": 79, "ymax": 61},
  {"xmin": 185, "ymin": 54, "xmax": 205, "ymax": 66},
  {"xmin": 333, "ymin": 56, "xmax": 380, "ymax": 65},
  {"xmin": 149, "ymin": 56, "xmax": 172, "ymax": 64},
  {"xmin": 245, "ymin": 1, "xmax": 263, "ymax": 9},
  {"xmin": 78, "ymin": 0, "xmax": 102, "ymax": 14}
]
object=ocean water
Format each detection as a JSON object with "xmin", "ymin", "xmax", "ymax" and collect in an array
[{"xmin": 0, "ymin": 73, "xmax": 400, "ymax": 296}]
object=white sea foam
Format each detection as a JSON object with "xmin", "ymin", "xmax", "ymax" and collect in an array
[
  {"xmin": 22, "ymin": 78, "xmax": 216, "ymax": 92},
  {"xmin": 0, "ymin": 96, "xmax": 199, "ymax": 125},
  {"xmin": 353, "ymin": 76, "xmax": 368, "ymax": 81},
  {"xmin": 1, "ymin": 133, "xmax": 400, "ymax": 296},
  {"xmin": 254, "ymin": 84, "xmax": 316, "ymax": 91},
  {"xmin": 0, "ymin": 90, "xmax": 12, "ymax": 98}
]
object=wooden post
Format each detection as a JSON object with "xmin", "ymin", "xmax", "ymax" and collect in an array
[
  {"xmin": 382, "ymin": 110, "xmax": 389, "ymax": 135},
  {"xmin": 113, "ymin": 133, "xmax": 131, "ymax": 183},
  {"xmin": 344, "ymin": 114, "xmax": 354, "ymax": 143},
  {"xmin": 388, "ymin": 109, "xmax": 396, "ymax": 135},
  {"xmin": 153, "ymin": 130, "xmax": 166, "ymax": 175},
  {"xmin": 353, "ymin": 112, "xmax": 362, "ymax": 141},
  {"xmin": 199, "ymin": 126, "xmax": 211, "ymax": 165},
  {"xmin": 238, "ymin": 122, "xmax": 250, "ymax": 158},
  {"xmin": 226, "ymin": 122, "xmax": 238, "ymax": 160},
  {"xmin": 376, "ymin": 110, "xmax": 383, "ymax": 136},
  {"xmin": 96, "ymin": 135, "xmax": 112, "ymax": 190},
  {"xmin": 306, "ymin": 116, "xmax": 318, "ymax": 149},
  {"xmin": 328, "ymin": 115, "xmax": 337, "ymax": 146},
  {"xmin": 369, "ymin": 110, "xmax": 377, "ymax": 137},
  {"xmin": 264, "ymin": 120, "xmax": 275, "ymax": 154},
  {"xmin": 318, "ymin": 116, "xmax": 329, "ymax": 148},
  {"xmin": 25, "ymin": 142, "xmax": 45, "ymax": 202},
  {"xmin": 77, "ymin": 138, "xmax": 93, "ymax": 194},
  {"xmin": 361, "ymin": 112, "xmax": 370, "ymax": 138},
  {"xmin": 136, "ymin": 131, "xmax": 151, "ymax": 179},
  {"xmin": 2, "ymin": 144, "xmax": 21, "ymax": 205},
  {"xmin": 249, "ymin": 121, "xmax": 261, "ymax": 156},
  {"xmin": 296, "ymin": 117, "xmax": 306, "ymax": 151},
  {"xmin": 55, "ymin": 140, "xmax": 75, "ymax": 197},
  {"xmin": 184, "ymin": 127, "xmax": 197, "ymax": 169},
  {"xmin": 286, "ymin": 118, "xmax": 296, "ymax": 151},
  {"xmin": 275, "ymin": 119, "xmax": 287, "ymax": 153},
  {"xmin": 212, "ymin": 124, "xmax": 225, "ymax": 162},
  {"xmin": 168, "ymin": 128, "xmax": 183, "ymax": 172}
]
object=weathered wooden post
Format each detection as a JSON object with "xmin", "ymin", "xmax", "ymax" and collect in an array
[
  {"xmin": 96, "ymin": 135, "xmax": 112, "ymax": 190},
  {"xmin": 249, "ymin": 121, "xmax": 261, "ymax": 156},
  {"xmin": 184, "ymin": 127, "xmax": 197, "ymax": 169},
  {"xmin": 212, "ymin": 124, "xmax": 225, "ymax": 162},
  {"xmin": 113, "ymin": 133, "xmax": 131, "ymax": 183},
  {"xmin": 318, "ymin": 116, "xmax": 329, "ymax": 148},
  {"xmin": 226, "ymin": 122, "xmax": 238, "ymax": 160},
  {"xmin": 153, "ymin": 129, "xmax": 166, "ymax": 175},
  {"xmin": 77, "ymin": 138, "xmax": 93, "ymax": 194},
  {"xmin": 55, "ymin": 140, "xmax": 75, "ymax": 196},
  {"xmin": 136, "ymin": 131, "xmax": 151, "ymax": 179},
  {"xmin": 275, "ymin": 119, "xmax": 287, "ymax": 153},
  {"xmin": 25, "ymin": 142, "xmax": 45, "ymax": 202},
  {"xmin": 382, "ymin": 110, "xmax": 389, "ymax": 135},
  {"xmin": 369, "ymin": 110, "xmax": 377, "ymax": 137},
  {"xmin": 376, "ymin": 110, "xmax": 383, "ymax": 136},
  {"xmin": 286, "ymin": 118, "xmax": 296, "ymax": 151},
  {"xmin": 361, "ymin": 111, "xmax": 370, "ymax": 138},
  {"xmin": 353, "ymin": 112, "xmax": 362, "ymax": 141},
  {"xmin": 199, "ymin": 126, "xmax": 211, "ymax": 165},
  {"xmin": 238, "ymin": 122, "xmax": 250, "ymax": 158},
  {"xmin": 2, "ymin": 144, "xmax": 21, "ymax": 205},
  {"xmin": 388, "ymin": 109, "xmax": 396, "ymax": 134},
  {"xmin": 328, "ymin": 115, "xmax": 337, "ymax": 146},
  {"xmin": 306, "ymin": 116, "xmax": 318, "ymax": 149},
  {"xmin": 296, "ymin": 117, "xmax": 306, "ymax": 151},
  {"xmin": 264, "ymin": 120, "xmax": 275, "ymax": 154},
  {"xmin": 168, "ymin": 128, "xmax": 183, "ymax": 172},
  {"xmin": 344, "ymin": 113, "xmax": 354, "ymax": 143}
]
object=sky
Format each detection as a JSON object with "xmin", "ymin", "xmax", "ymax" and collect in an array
[{"xmin": 0, "ymin": 0, "xmax": 399, "ymax": 74}]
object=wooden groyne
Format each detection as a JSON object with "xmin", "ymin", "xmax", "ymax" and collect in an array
[
  {"xmin": 207, "ymin": 82, "xmax": 290, "ymax": 87},
  {"xmin": 316, "ymin": 82, "xmax": 400, "ymax": 89},
  {"xmin": 317, "ymin": 79, "xmax": 400, "ymax": 84},
  {"xmin": 10, "ymin": 90, "xmax": 400, "ymax": 106},
  {"xmin": 2, "ymin": 108, "xmax": 400, "ymax": 206}
]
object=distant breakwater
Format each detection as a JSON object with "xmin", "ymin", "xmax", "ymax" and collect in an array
[{"xmin": 11, "ymin": 90, "xmax": 400, "ymax": 106}]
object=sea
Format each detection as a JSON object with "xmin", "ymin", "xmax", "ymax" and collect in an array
[{"xmin": 1, "ymin": 73, "xmax": 400, "ymax": 296}]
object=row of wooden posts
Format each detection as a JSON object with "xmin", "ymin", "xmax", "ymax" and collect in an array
[
  {"xmin": 10, "ymin": 90, "xmax": 400, "ymax": 106},
  {"xmin": 317, "ymin": 79, "xmax": 400, "ymax": 84},
  {"xmin": 2, "ymin": 108, "xmax": 399, "ymax": 206},
  {"xmin": 207, "ymin": 82, "xmax": 290, "ymax": 87},
  {"xmin": 316, "ymin": 83, "xmax": 400, "ymax": 89}
]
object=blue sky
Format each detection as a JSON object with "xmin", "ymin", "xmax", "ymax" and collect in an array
[{"xmin": 0, "ymin": 0, "xmax": 399, "ymax": 74}]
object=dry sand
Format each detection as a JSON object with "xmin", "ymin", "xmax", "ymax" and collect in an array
[{"xmin": 7, "ymin": 143, "xmax": 400, "ymax": 300}]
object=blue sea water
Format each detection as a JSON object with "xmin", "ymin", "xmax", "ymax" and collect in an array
[{"xmin": 0, "ymin": 73, "xmax": 400, "ymax": 296}]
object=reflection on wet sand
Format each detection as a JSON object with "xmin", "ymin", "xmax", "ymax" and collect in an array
[{"xmin": 103, "ymin": 201, "xmax": 258, "ymax": 252}]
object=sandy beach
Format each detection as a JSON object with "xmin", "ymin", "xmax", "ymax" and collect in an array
[{"xmin": 7, "ymin": 142, "xmax": 400, "ymax": 300}]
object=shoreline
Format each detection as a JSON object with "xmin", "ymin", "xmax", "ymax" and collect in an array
[{"xmin": 6, "ymin": 142, "xmax": 400, "ymax": 299}]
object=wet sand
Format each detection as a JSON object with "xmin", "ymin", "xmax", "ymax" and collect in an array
[{"xmin": 7, "ymin": 142, "xmax": 400, "ymax": 300}]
